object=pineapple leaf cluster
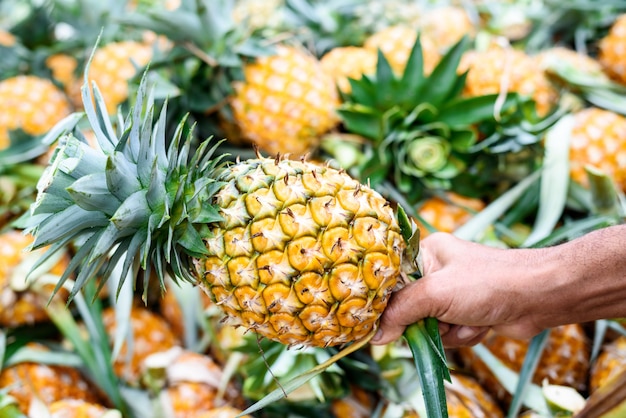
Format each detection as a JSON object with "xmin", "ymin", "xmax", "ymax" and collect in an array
[
  {"xmin": 336, "ymin": 35, "xmax": 520, "ymax": 199},
  {"xmin": 25, "ymin": 70, "xmax": 226, "ymax": 301}
]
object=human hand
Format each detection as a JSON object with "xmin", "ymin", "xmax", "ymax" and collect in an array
[{"xmin": 371, "ymin": 232, "xmax": 547, "ymax": 347}]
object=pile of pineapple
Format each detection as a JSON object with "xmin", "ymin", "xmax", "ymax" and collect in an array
[{"xmin": 1, "ymin": 0, "xmax": 626, "ymax": 417}]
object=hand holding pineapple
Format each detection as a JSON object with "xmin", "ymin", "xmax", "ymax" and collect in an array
[{"xmin": 372, "ymin": 226, "xmax": 626, "ymax": 347}]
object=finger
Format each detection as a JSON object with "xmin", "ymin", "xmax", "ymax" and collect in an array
[
  {"xmin": 440, "ymin": 325, "xmax": 490, "ymax": 348},
  {"xmin": 371, "ymin": 281, "xmax": 434, "ymax": 345}
]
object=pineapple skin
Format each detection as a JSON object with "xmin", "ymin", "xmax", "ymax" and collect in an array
[
  {"xmin": 459, "ymin": 46, "xmax": 558, "ymax": 117},
  {"xmin": 101, "ymin": 306, "xmax": 180, "ymax": 385},
  {"xmin": 0, "ymin": 229, "xmax": 71, "ymax": 328},
  {"xmin": 196, "ymin": 157, "xmax": 405, "ymax": 348},
  {"xmin": 363, "ymin": 26, "xmax": 441, "ymax": 76},
  {"xmin": 457, "ymin": 324, "xmax": 590, "ymax": 406},
  {"xmin": 230, "ymin": 46, "xmax": 340, "ymax": 157},
  {"xmin": 48, "ymin": 399, "xmax": 115, "ymax": 418},
  {"xmin": 416, "ymin": 192, "xmax": 485, "ymax": 236},
  {"xmin": 320, "ymin": 46, "xmax": 379, "ymax": 94},
  {"xmin": 67, "ymin": 41, "xmax": 154, "ymax": 115},
  {"xmin": 570, "ymin": 107, "xmax": 626, "ymax": 192},
  {"xmin": 0, "ymin": 344, "xmax": 103, "ymax": 413},
  {"xmin": 0, "ymin": 76, "xmax": 73, "ymax": 149},
  {"xmin": 589, "ymin": 335, "xmax": 626, "ymax": 393},
  {"xmin": 599, "ymin": 14, "xmax": 626, "ymax": 85}
]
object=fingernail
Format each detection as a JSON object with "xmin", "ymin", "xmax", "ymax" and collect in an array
[
  {"xmin": 371, "ymin": 329, "xmax": 383, "ymax": 343},
  {"xmin": 456, "ymin": 326, "xmax": 477, "ymax": 340}
]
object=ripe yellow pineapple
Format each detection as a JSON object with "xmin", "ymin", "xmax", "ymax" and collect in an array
[
  {"xmin": 101, "ymin": 306, "xmax": 180, "ymax": 385},
  {"xmin": 330, "ymin": 385, "xmax": 376, "ymax": 418},
  {"xmin": 145, "ymin": 348, "xmax": 244, "ymax": 417},
  {"xmin": 229, "ymin": 45, "xmax": 341, "ymax": 157},
  {"xmin": 45, "ymin": 54, "xmax": 79, "ymax": 91},
  {"xmin": 535, "ymin": 46, "xmax": 607, "ymax": 79},
  {"xmin": 26, "ymin": 66, "xmax": 465, "ymax": 416},
  {"xmin": 598, "ymin": 14, "xmax": 626, "ymax": 85},
  {"xmin": 320, "ymin": 46, "xmax": 379, "ymax": 93},
  {"xmin": 363, "ymin": 26, "xmax": 441, "ymax": 76},
  {"xmin": 0, "ymin": 29, "xmax": 16, "ymax": 46},
  {"xmin": 28, "ymin": 68, "xmax": 405, "ymax": 351},
  {"xmin": 47, "ymin": 399, "xmax": 119, "ymax": 418},
  {"xmin": 66, "ymin": 41, "xmax": 154, "ymax": 115},
  {"xmin": 457, "ymin": 324, "xmax": 590, "ymax": 405},
  {"xmin": 191, "ymin": 406, "xmax": 252, "ymax": 418},
  {"xmin": 0, "ymin": 343, "xmax": 104, "ymax": 414},
  {"xmin": 589, "ymin": 335, "xmax": 626, "ymax": 393},
  {"xmin": 569, "ymin": 107, "xmax": 626, "ymax": 192},
  {"xmin": 459, "ymin": 45, "xmax": 559, "ymax": 116},
  {"xmin": 416, "ymin": 192, "xmax": 485, "ymax": 237},
  {"xmin": 418, "ymin": 5, "xmax": 477, "ymax": 51},
  {"xmin": 406, "ymin": 373, "xmax": 504, "ymax": 417},
  {"xmin": 0, "ymin": 229, "xmax": 71, "ymax": 328},
  {"xmin": 0, "ymin": 75, "xmax": 73, "ymax": 149}
]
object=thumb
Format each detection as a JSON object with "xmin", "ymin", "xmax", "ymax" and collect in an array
[{"xmin": 371, "ymin": 279, "xmax": 434, "ymax": 345}]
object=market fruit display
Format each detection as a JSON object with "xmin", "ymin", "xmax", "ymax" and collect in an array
[{"xmin": 2, "ymin": 1, "xmax": 626, "ymax": 417}]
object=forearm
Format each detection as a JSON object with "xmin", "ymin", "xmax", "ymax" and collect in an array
[{"xmin": 524, "ymin": 224, "xmax": 626, "ymax": 328}]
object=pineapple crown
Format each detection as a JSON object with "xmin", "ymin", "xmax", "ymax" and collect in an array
[
  {"xmin": 332, "ymin": 35, "xmax": 562, "ymax": 201},
  {"xmin": 334, "ymin": 34, "xmax": 521, "ymax": 199},
  {"xmin": 25, "ymin": 64, "xmax": 227, "ymax": 301}
]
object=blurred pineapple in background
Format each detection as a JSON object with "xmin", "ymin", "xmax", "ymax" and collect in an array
[
  {"xmin": 0, "ymin": 75, "xmax": 72, "ymax": 150},
  {"xmin": 599, "ymin": 13, "xmax": 626, "ymax": 85},
  {"xmin": 63, "ymin": 41, "xmax": 155, "ymax": 115},
  {"xmin": 0, "ymin": 229, "xmax": 71, "ymax": 328},
  {"xmin": 418, "ymin": 5, "xmax": 478, "ymax": 52},
  {"xmin": 459, "ymin": 43, "xmax": 559, "ymax": 117},
  {"xmin": 143, "ymin": 347, "xmax": 244, "ymax": 418},
  {"xmin": 101, "ymin": 306, "xmax": 180, "ymax": 386},
  {"xmin": 320, "ymin": 46, "xmax": 378, "ymax": 94},
  {"xmin": 415, "ymin": 192, "xmax": 486, "ymax": 237},
  {"xmin": 589, "ymin": 334, "xmax": 626, "ymax": 393},
  {"xmin": 47, "ymin": 399, "xmax": 120, "ymax": 418},
  {"xmin": 456, "ymin": 324, "xmax": 590, "ymax": 407},
  {"xmin": 363, "ymin": 26, "xmax": 441, "ymax": 76},
  {"xmin": 569, "ymin": 107, "xmax": 626, "ymax": 192},
  {"xmin": 229, "ymin": 44, "xmax": 341, "ymax": 157},
  {"xmin": 0, "ymin": 343, "xmax": 106, "ymax": 414}
]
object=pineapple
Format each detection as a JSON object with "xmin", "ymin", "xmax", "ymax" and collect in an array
[
  {"xmin": 320, "ymin": 46, "xmax": 379, "ymax": 94},
  {"xmin": 122, "ymin": 0, "xmax": 340, "ymax": 157},
  {"xmin": 191, "ymin": 406, "xmax": 252, "ymax": 418},
  {"xmin": 65, "ymin": 41, "xmax": 154, "ymax": 115},
  {"xmin": 415, "ymin": 192, "xmax": 485, "ymax": 237},
  {"xmin": 0, "ymin": 75, "xmax": 73, "ymax": 150},
  {"xmin": 569, "ymin": 107, "xmax": 626, "ymax": 192},
  {"xmin": 229, "ymin": 44, "xmax": 340, "ymax": 157},
  {"xmin": 0, "ymin": 343, "xmax": 104, "ymax": 414},
  {"xmin": 47, "ymin": 399, "xmax": 119, "ymax": 418},
  {"xmin": 26, "ymin": 61, "xmax": 405, "ymax": 351},
  {"xmin": 398, "ymin": 373, "xmax": 504, "ymax": 417},
  {"xmin": 418, "ymin": 5, "xmax": 477, "ymax": 52},
  {"xmin": 0, "ymin": 29, "xmax": 16, "ymax": 46},
  {"xmin": 330, "ymin": 385, "xmax": 376, "ymax": 418},
  {"xmin": 589, "ymin": 335, "xmax": 626, "ymax": 393},
  {"xmin": 101, "ymin": 306, "xmax": 180, "ymax": 385},
  {"xmin": 456, "ymin": 324, "xmax": 590, "ymax": 406},
  {"xmin": 0, "ymin": 229, "xmax": 71, "ymax": 328},
  {"xmin": 459, "ymin": 44, "xmax": 559, "ymax": 116},
  {"xmin": 363, "ymin": 26, "xmax": 441, "ymax": 76},
  {"xmin": 598, "ymin": 14, "xmax": 626, "ymax": 85},
  {"xmin": 144, "ymin": 347, "xmax": 244, "ymax": 417}
]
